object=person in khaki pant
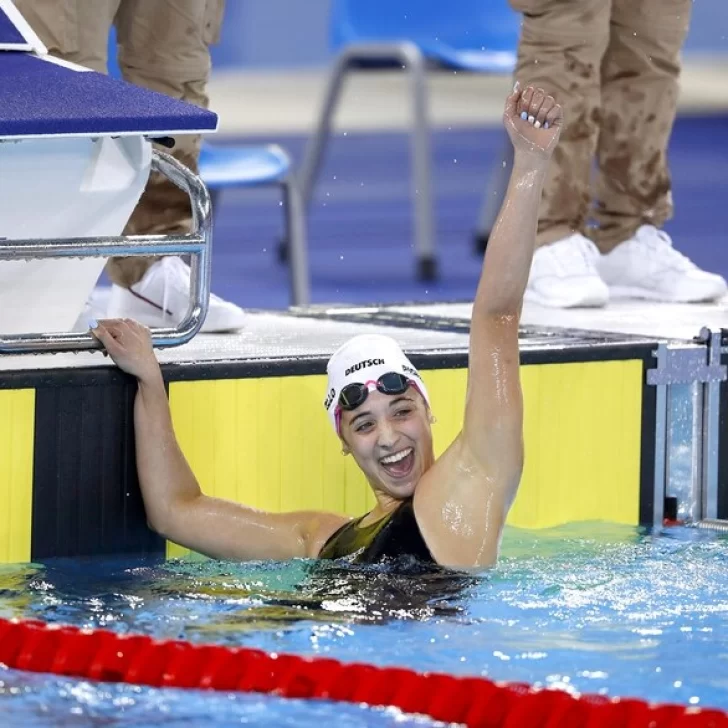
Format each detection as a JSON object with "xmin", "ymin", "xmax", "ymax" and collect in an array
[
  {"xmin": 511, "ymin": 0, "xmax": 726, "ymax": 308},
  {"xmin": 14, "ymin": 0, "xmax": 245, "ymax": 332}
]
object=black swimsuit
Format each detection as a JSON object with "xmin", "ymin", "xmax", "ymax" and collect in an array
[{"xmin": 318, "ymin": 499, "xmax": 434, "ymax": 564}]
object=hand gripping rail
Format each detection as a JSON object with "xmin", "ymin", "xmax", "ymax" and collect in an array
[{"xmin": 0, "ymin": 150, "xmax": 211, "ymax": 355}]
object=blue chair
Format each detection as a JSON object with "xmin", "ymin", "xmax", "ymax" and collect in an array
[
  {"xmin": 199, "ymin": 143, "xmax": 310, "ymax": 307},
  {"xmin": 297, "ymin": 0, "xmax": 520, "ymax": 280}
]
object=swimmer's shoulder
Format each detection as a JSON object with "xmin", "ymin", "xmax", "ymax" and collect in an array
[
  {"xmin": 412, "ymin": 433, "xmax": 503, "ymax": 570},
  {"xmin": 303, "ymin": 511, "xmax": 353, "ymax": 559}
]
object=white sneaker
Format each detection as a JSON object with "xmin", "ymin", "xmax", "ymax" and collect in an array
[
  {"xmin": 107, "ymin": 256, "xmax": 245, "ymax": 333},
  {"xmin": 598, "ymin": 225, "xmax": 728, "ymax": 303},
  {"xmin": 525, "ymin": 233, "xmax": 609, "ymax": 308}
]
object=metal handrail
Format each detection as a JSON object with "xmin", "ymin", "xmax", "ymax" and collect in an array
[{"xmin": 0, "ymin": 150, "xmax": 212, "ymax": 354}]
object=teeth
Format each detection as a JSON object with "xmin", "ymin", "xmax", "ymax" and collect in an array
[{"xmin": 381, "ymin": 448, "xmax": 413, "ymax": 465}]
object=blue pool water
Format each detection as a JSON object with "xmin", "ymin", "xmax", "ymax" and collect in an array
[{"xmin": 1, "ymin": 522, "xmax": 727, "ymax": 725}]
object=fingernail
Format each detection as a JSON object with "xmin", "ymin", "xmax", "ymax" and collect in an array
[
  {"xmin": 513, "ymin": 81, "xmax": 520, "ymax": 93},
  {"xmin": 520, "ymin": 111, "xmax": 528, "ymax": 120},
  {"xmin": 534, "ymin": 120, "xmax": 541, "ymax": 129},
  {"xmin": 544, "ymin": 122, "xmax": 549, "ymax": 129},
  {"xmin": 88, "ymin": 318, "xmax": 98, "ymax": 330},
  {"xmin": 528, "ymin": 115, "xmax": 535, "ymax": 125}
]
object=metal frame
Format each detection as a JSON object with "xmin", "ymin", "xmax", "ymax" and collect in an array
[
  {"xmin": 280, "ymin": 171, "xmax": 311, "ymax": 307},
  {"xmin": 208, "ymin": 145, "xmax": 310, "ymax": 307},
  {"xmin": 700, "ymin": 328, "xmax": 726, "ymax": 520},
  {"xmin": 297, "ymin": 42, "xmax": 437, "ymax": 280},
  {"xmin": 646, "ymin": 329, "xmax": 727, "ymax": 529},
  {"xmin": 0, "ymin": 150, "xmax": 212, "ymax": 354}
]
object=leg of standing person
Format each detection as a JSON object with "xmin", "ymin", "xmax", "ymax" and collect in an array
[
  {"xmin": 13, "ymin": 0, "xmax": 118, "ymax": 72},
  {"xmin": 106, "ymin": 0, "xmax": 245, "ymax": 331},
  {"xmin": 509, "ymin": 0, "xmax": 612, "ymax": 308},
  {"xmin": 594, "ymin": 0, "xmax": 727, "ymax": 303}
]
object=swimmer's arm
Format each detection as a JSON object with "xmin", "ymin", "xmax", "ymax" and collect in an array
[
  {"xmin": 456, "ymin": 89, "xmax": 562, "ymax": 532},
  {"xmin": 134, "ymin": 375, "xmax": 349, "ymax": 561},
  {"xmin": 414, "ymin": 155, "xmax": 547, "ymax": 568},
  {"xmin": 463, "ymin": 149, "xmax": 547, "ymax": 477}
]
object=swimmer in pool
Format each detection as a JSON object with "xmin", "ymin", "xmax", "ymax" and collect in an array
[{"xmin": 91, "ymin": 84, "xmax": 563, "ymax": 570}]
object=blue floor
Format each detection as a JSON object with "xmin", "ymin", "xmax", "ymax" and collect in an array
[{"xmin": 207, "ymin": 114, "xmax": 728, "ymax": 310}]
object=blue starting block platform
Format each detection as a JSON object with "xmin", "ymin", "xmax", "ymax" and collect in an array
[{"xmin": 0, "ymin": 52, "xmax": 218, "ymax": 139}]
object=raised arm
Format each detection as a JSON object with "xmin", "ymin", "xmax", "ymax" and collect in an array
[
  {"xmin": 91, "ymin": 319, "xmax": 347, "ymax": 561},
  {"xmin": 463, "ymin": 85, "xmax": 562, "ymax": 477},
  {"xmin": 414, "ymin": 86, "xmax": 562, "ymax": 568}
]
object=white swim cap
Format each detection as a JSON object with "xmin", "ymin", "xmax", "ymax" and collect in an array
[{"xmin": 324, "ymin": 334, "xmax": 430, "ymax": 433}]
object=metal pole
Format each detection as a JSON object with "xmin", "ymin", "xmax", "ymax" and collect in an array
[{"xmin": 700, "ymin": 328, "xmax": 724, "ymax": 520}]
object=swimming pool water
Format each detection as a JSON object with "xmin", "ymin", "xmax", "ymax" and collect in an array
[{"xmin": 1, "ymin": 522, "xmax": 727, "ymax": 724}]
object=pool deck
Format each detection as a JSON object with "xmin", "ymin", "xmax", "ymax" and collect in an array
[{"xmin": 0, "ymin": 294, "xmax": 721, "ymax": 374}]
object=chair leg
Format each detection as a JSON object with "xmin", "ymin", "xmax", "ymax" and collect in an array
[
  {"xmin": 400, "ymin": 44, "xmax": 437, "ymax": 281},
  {"xmin": 281, "ymin": 178, "xmax": 311, "ymax": 307},
  {"xmin": 474, "ymin": 132, "xmax": 513, "ymax": 254},
  {"xmin": 298, "ymin": 53, "xmax": 353, "ymax": 210}
]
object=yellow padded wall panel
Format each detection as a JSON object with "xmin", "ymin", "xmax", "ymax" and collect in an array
[{"xmin": 0, "ymin": 389, "xmax": 35, "ymax": 563}]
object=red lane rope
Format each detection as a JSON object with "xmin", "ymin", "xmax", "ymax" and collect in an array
[{"xmin": 1, "ymin": 617, "xmax": 727, "ymax": 727}]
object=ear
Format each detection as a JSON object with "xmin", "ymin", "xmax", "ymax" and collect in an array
[
  {"xmin": 428, "ymin": 411, "xmax": 437, "ymax": 425},
  {"xmin": 339, "ymin": 434, "xmax": 351, "ymax": 456}
]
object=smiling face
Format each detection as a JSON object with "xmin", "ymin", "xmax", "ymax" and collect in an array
[{"xmin": 339, "ymin": 387, "xmax": 435, "ymax": 501}]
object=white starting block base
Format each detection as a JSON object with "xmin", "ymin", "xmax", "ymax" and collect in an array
[{"xmin": 0, "ymin": 136, "xmax": 151, "ymax": 334}]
